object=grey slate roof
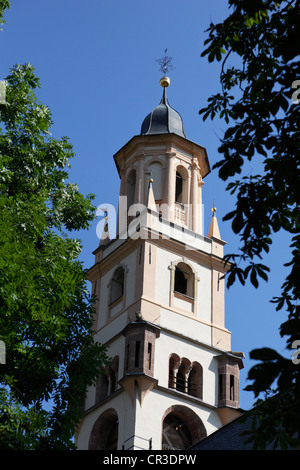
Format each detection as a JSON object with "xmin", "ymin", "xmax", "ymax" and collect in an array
[
  {"xmin": 190, "ymin": 409, "xmax": 297, "ymax": 451},
  {"xmin": 190, "ymin": 413, "xmax": 256, "ymax": 450},
  {"xmin": 140, "ymin": 87, "xmax": 186, "ymax": 138}
]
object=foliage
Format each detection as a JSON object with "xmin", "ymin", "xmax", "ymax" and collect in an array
[
  {"xmin": 0, "ymin": 0, "xmax": 10, "ymax": 31},
  {"xmin": 0, "ymin": 63, "xmax": 108, "ymax": 449},
  {"xmin": 241, "ymin": 390, "xmax": 300, "ymax": 450},
  {"xmin": 200, "ymin": 0, "xmax": 300, "ymax": 448}
]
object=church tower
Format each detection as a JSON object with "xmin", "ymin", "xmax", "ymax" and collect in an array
[{"xmin": 75, "ymin": 68, "xmax": 244, "ymax": 451}]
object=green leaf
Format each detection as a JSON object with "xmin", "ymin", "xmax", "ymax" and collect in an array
[
  {"xmin": 232, "ymin": 211, "xmax": 245, "ymax": 233},
  {"xmin": 250, "ymin": 266, "xmax": 259, "ymax": 288},
  {"xmin": 226, "ymin": 269, "xmax": 236, "ymax": 288},
  {"xmin": 223, "ymin": 210, "xmax": 236, "ymax": 221},
  {"xmin": 249, "ymin": 347, "xmax": 283, "ymax": 362},
  {"xmin": 256, "ymin": 264, "xmax": 269, "ymax": 282}
]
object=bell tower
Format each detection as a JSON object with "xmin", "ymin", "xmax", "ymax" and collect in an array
[{"xmin": 75, "ymin": 69, "xmax": 244, "ymax": 451}]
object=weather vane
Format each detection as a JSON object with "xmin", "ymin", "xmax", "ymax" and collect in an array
[{"xmin": 156, "ymin": 49, "xmax": 175, "ymax": 77}]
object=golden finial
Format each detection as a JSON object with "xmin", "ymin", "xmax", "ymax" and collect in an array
[
  {"xmin": 212, "ymin": 202, "xmax": 217, "ymax": 215},
  {"xmin": 160, "ymin": 76, "xmax": 171, "ymax": 88},
  {"xmin": 156, "ymin": 49, "xmax": 174, "ymax": 88}
]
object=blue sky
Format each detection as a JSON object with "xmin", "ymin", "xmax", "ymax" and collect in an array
[{"xmin": 0, "ymin": 0, "xmax": 292, "ymax": 411}]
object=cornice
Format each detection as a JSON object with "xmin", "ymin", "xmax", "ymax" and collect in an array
[{"xmin": 113, "ymin": 133, "xmax": 210, "ymax": 178}]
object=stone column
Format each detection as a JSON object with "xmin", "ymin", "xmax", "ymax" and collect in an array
[
  {"xmin": 191, "ymin": 159, "xmax": 199, "ymax": 233},
  {"xmin": 117, "ymin": 167, "xmax": 126, "ymax": 235},
  {"xmin": 165, "ymin": 151, "xmax": 176, "ymax": 223},
  {"xmin": 135, "ymin": 153, "xmax": 145, "ymax": 205}
]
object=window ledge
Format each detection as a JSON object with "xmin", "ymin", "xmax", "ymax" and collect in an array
[
  {"xmin": 174, "ymin": 291, "xmax": 194, "ymax": 302},
  {"xmin": 162, "ymin": 385, "xmax": 205, "ymax": 405},
  {"xmin": 109, "ymin": 296, "xmax": 123, "ymax": 308}
]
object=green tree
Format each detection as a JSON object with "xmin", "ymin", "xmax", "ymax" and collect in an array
[
  {"xmin": 0, "ymin": 0, "xmax": 10, "ymax": 30},
  {"xmin": 200, "ymin": 0, "xmax": 299, "ymax": 449},
  {"xmin": 0, "ymin": 63, "xmax": 108, "ymax": 449}
]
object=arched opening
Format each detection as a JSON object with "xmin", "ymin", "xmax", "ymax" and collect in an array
[
  {"xmin": 110, "ymin": 266, "xmax": 124, "ymax": 304},
  {"xmin": 188, "ymin": 361, "xmax": 203, "ymax": 399},
  {"xmin": 163, "ymin": 413, "xmax": 192, "ymax": 450},
  {"xmin": 107, "ymin": 355, "xmax": 119, "ymax": 394},
  {"xmin": 174, "ymin": 166, "xmax": 189, "ymax": 226},
  {"xmin": 175, "ymin": 171, "xmax": 183, "ymax": 203},
  {"xmin": 176, "ymin": 357, "xmax": 191, "ymax": 393},
  {"xmin": 95, "ymin": 355, "xmax": 119, "ymax": 403},
  {"xmin": 175, "ymin": 166, "xmax": 188, "ymax": 205},
  {"xmin": 168, "ymin": 353, "xmax": 180, "ymax": 389},
  {"xmin": 174, "ymin": 262, "xmax": 194, "ymax": 298},
  {"xmin": 162, "ymin": 405, "xmax": 207, "ymax": 450},
  {"xmin": 126, "ymin": 169, "xmax": 136, "ymax": 211},
  {"xmin": 168, "ymin": 355, "xmax": 203, "ymax": 400},
  {"xmin": 95, "ymin": 374, "xmax": 109, "ymax": 403},
  {"xmin": 147, "ymin": 161, "xmax": 163, "ymax": 202},
  {"xmin": 88, "ymin": 408, "xmax": 119, "ymax": 450}
]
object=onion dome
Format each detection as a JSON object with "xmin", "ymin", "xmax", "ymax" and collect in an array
[{"xmin": 140, "ymin": 76, "xmax": 186, "ymax": 138}]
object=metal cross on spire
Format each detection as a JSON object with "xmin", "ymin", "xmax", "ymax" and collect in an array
[{"xmin": 156, "ymin": 49, "xmax": 175, "ymax": 76}]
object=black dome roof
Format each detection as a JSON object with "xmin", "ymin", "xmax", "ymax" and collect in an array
[{"xmin": 140, "ymin": 87, "xmax": 186, "ymax": 138}]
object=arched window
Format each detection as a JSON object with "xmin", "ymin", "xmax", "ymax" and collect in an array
[
  {"xmin": 174, "ymin": 265, "xmax": 187, "ymax": 295},
  {"xmin": 95, "ymin": 355, "xmax": 119, "ymax": 403},
  {"xmin": 169, "ymin": 353, "xmax": 180, "ymax": 389},
  {"xmin": 162, "ymin": 413, "xmax": 192, "ymax": 450},
  {"xmin": 174, "ymin": 166, "xmax": 189, "ymax": 226},
  {"xmin": 108, "ymin": 355, "xmax": 119, "ymax": 394},
  {"xmin": 147, "ymin": 161, "xmax": 163, "ymax": 202},
  {"xmin": 89, "ymin": 408, "xmax": 119, "ymax": 450},
  {"xmin": 126, "ymin": 169, "xmax": 136, "ymax": 211},
  {"xmin": 175, "ymin": 166, "xmax": 188, "ymax": 204},
  {"xmin": 175, "ymin": 171, "xmax": 183, "ymax": 203},
  {"xmin": 188, "ymin": 361, "xmax": 203, "ymax": 399},
  {"xmin": 162, "ymin": 405, "xmax": 207, "ymax": 450},
  {"xmin": 174, "ymin": 262, "xmax": 194, "ymax": 299},
  {"xmin": 95, "ymin": 374, "xmax": 109, "ymax": 403},
  {"xmin": 168, "ymin": 355, "xmax": 202, "ymax": 400},
  {"xmin": 110, "ymin": 267, "xmax": 124, "ymax": 304},
  {"xmin": 176, "ymin": 357, "xmax": 191, "ymax": 393}
]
